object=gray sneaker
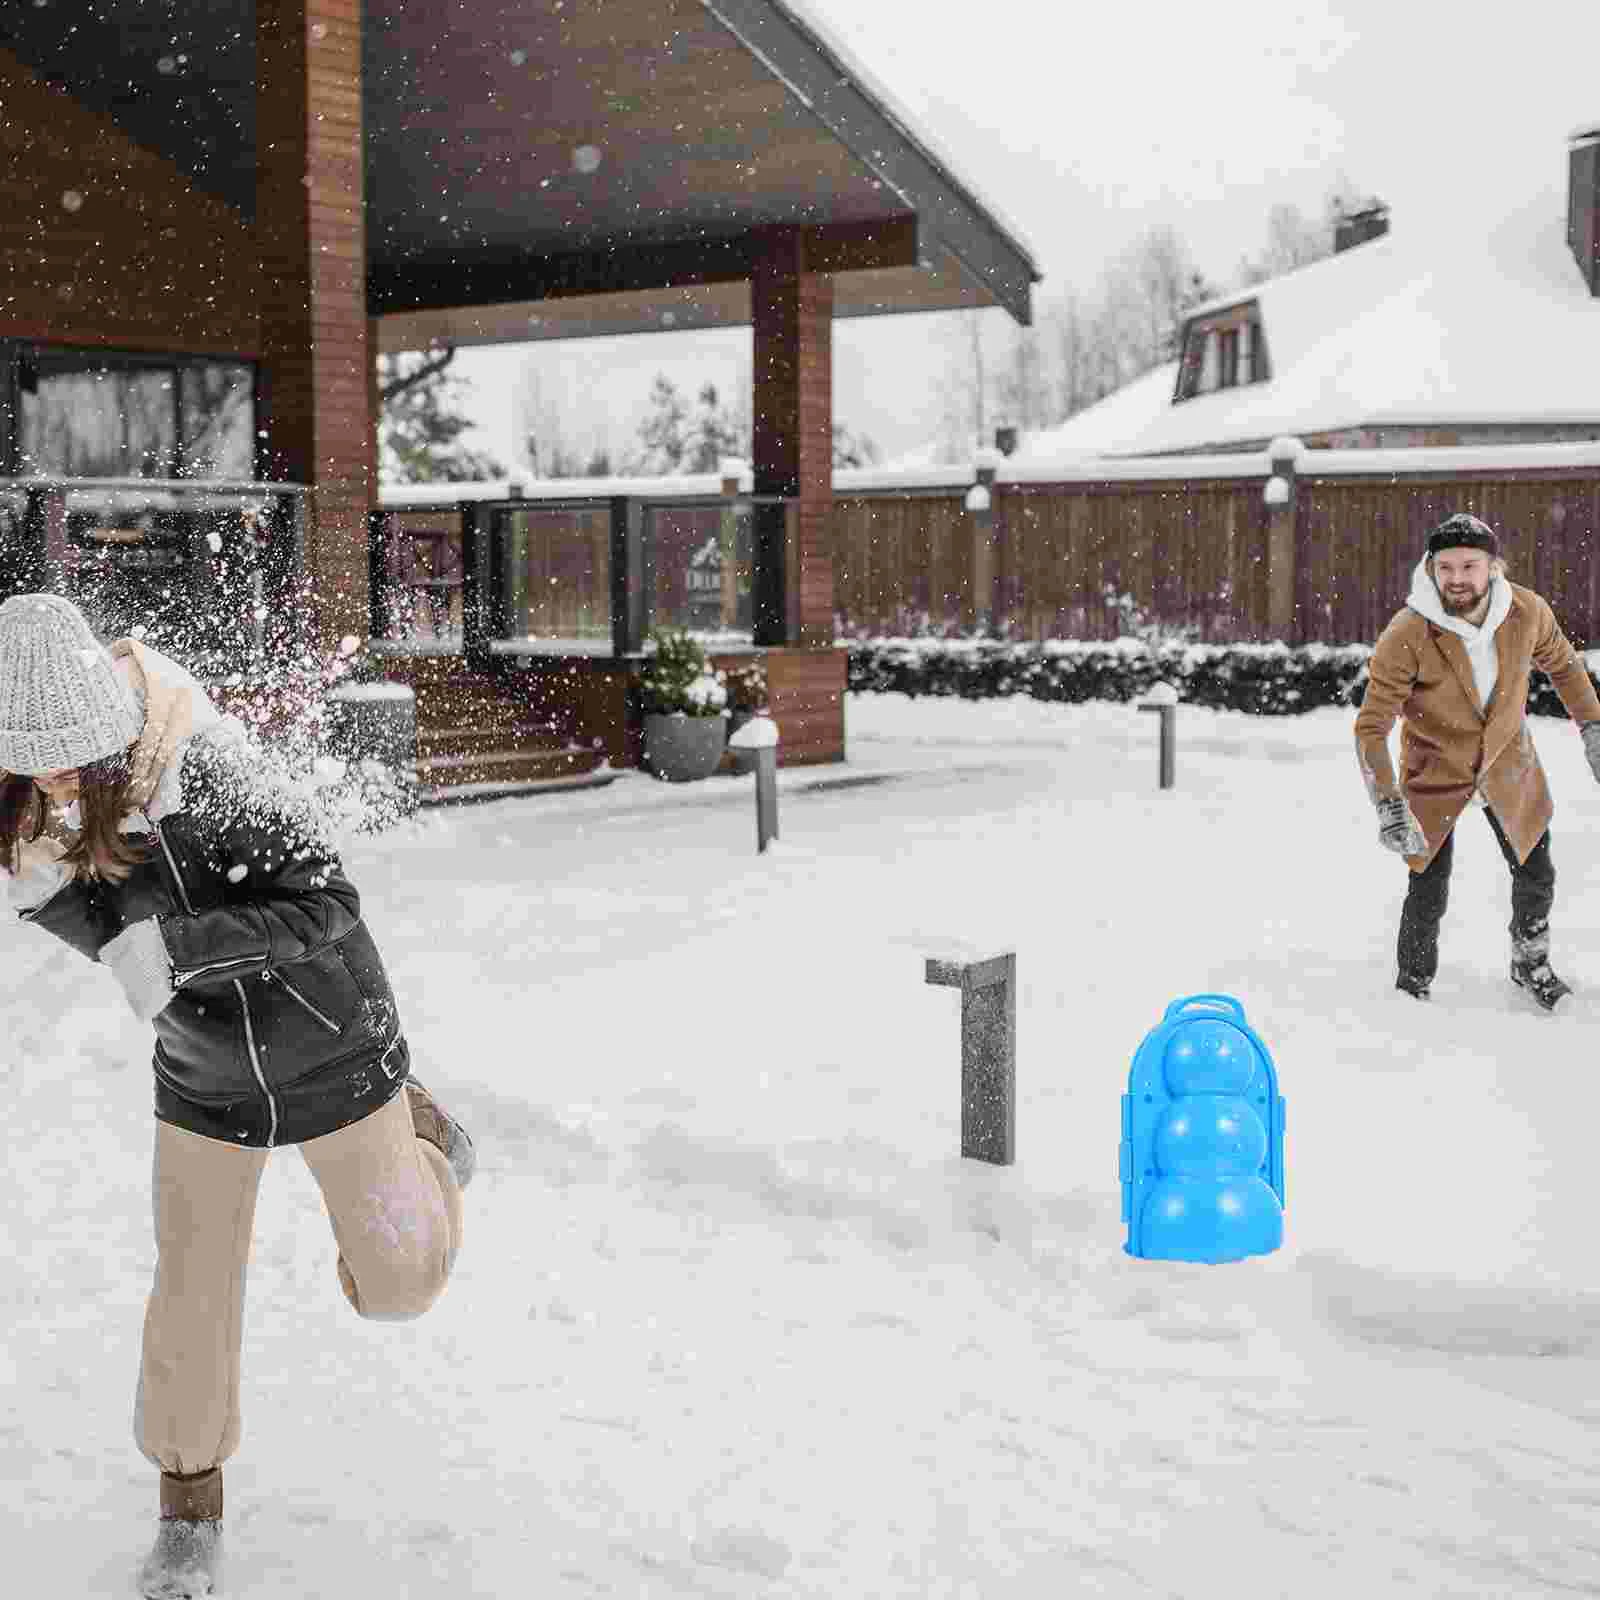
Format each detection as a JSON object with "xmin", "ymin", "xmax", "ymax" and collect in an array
[{"xmin": 406, "ymin": 1079, "xmax": 476, "ymax": 1190}]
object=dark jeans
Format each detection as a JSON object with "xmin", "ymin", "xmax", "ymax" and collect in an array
[{"xmin": 1397, "ymin": 808, "xmax": 1555, "ymax": 982}]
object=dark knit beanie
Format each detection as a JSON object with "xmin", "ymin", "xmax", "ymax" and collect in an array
[{"xmin": 1426, "ymin": 512, "xmax": 1499, "ymax": 558}]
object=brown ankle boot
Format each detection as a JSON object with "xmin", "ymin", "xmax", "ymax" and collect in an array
[
  {"xmin": 139, "ymin": 1469, "xmax": 224, "ymax": 1598},
  {"xmin": 406, "ymin": 1078, "xmax": 476, "ymax": 1189}
]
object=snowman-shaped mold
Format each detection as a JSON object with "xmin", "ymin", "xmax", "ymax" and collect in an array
[{"xmin": 1120, "ymin": 994, "xmax": 1286, "ymax": 1263}]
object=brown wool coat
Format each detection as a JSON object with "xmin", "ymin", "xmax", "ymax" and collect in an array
[{"xmin": 1354, "ymin": 582, "xmax": 1600, "ymax": 871}]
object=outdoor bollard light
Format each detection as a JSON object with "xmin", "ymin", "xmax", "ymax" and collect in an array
[
  {"xmin": 1138, "ymin": 680, "xmax": 1180, "ymax": 789},
  {"xmin": 1120, "ymin": 994, "xmax": 1286, "ymax": 1264},
  {"xmin": 729, "ymin": 713, "xmax": 780, "ymax": 852},
  {"xmin": 924, "ymin": 951, "xmax": 1016, "ymax": 1166}
]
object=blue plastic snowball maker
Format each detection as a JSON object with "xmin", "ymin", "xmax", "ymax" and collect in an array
[{"xmin": 1120, "ymin": 994, "xmax": 1286, "ymax": 1264}]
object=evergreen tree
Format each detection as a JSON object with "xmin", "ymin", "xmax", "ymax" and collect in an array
[
  {"xmin": 625, "ymin": 374, "xmax": 691, "ymax": 474},
  {"xmin": 681, "ymin": 381, "xmax": 743, "ymax": 473},
  {"xmin": 832, "ymin": 423, "xmax": 881, "ymax": 468},
  {"xmin": 379, "ymin": 351, "xmax": 504, "ymax": 483}
]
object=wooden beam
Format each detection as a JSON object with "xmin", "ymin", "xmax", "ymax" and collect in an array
[{"xmin": 366, "ymin": 215, "xmax": 918, "ymax": 316}]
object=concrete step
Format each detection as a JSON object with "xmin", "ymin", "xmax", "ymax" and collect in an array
[
  {"xmin": 417, "ymin": 762, "xmax": 619, "ymax": 808},
  {"xmin": 413, "ymin": 746, "xmax": 606, "ymax": 789},
  {"xmin": 416, "ymin": 722, "xmax": 570, "ymax": 760},
  {"xmin": 411, "ymin": 691, "xmax": 546, "ymax": 726}
]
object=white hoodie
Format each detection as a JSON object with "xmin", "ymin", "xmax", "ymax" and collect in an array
[{"xmin": 1405, "ymin": 555, "xmax": 1511, "ymax": 714}]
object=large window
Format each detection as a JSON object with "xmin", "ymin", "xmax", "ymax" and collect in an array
[
  {"xmin": 499, "ymin": 505, "xmax": 612, "ymax": 651},
  {"xmin": 0, "ymin": 344, "xmax": 278, "ymax": 673},
  {"xmin": 8, "ymin": 345, "xmax": 256, "ymax": 480}
]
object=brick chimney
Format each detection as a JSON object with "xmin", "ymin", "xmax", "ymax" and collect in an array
[
  {"xmin": 1333, "ymin": 201, "xmax": 1390, "ymax": 254},
  {"xmin": 1569, "ymin": 128, "xmax": 1600, "ymax": 296}
]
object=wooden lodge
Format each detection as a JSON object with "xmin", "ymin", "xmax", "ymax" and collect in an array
[{"xmin": 0, "ymin": 0, "xmax": 1040, "ymax": 796}]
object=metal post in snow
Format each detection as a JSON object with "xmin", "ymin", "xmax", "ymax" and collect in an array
[
  {"xmin": 924, "ymin": 952, "xmax": 1017, "ymax": 1166},
  {"xmin": 729, "ymin": 714, "xmax": 780, "ymax": 852},
  {"xmin": 1138, "ymin": 681, "xmax": 1180, "ymax": 790}
]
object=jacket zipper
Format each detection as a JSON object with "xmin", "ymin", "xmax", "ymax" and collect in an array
[
  {"xmin": 263, "ymin": 968, "xmax": 342, "ymax": 1035},
  {"xmin": 235, "ymin": 978, "xmax": 277, "ymax": 1146},
  {"xmin": 171, "ymin": 954, "xmax": 257, "ymax": 989},
  {"xmin": 155, "ymin": 820, "xmax": 280, "ymax": 1148}
]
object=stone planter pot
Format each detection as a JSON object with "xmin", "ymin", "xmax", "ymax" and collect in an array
[{"xmin": 642, "ymin": 712, "xmax": 727, "ymax": 782}]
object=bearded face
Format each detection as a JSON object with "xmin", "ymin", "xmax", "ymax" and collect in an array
[{"xmin": 1432, "ymin": 548, "xmax": 1493, "ymax": 617}]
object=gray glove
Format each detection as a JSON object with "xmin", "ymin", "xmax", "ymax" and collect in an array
[
  {"xmin": 99, "ymin": 918, "xmax": 176, "ymax": 1022},
  {"xmin": 1375, "ymin": 793, "xmax": 1428, "ymax": 857},
  {"xmin": 1582, "ymin": 722, "xmax": 1600, "ymax": 783}
]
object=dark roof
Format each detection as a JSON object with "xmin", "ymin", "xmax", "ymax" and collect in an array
[{"xmin": 0, "ymin": 0, "xmax": 1039, "ymax": 340}]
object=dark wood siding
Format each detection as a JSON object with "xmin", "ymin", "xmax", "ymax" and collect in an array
[{"xmin": 0, "ymin": 46, "xmax": 262, "ymax": 355}]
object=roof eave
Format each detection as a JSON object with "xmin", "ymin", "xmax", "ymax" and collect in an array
[{"xmin": 701, "ymin": 0, "xmax": 1041, "ymax": 325}]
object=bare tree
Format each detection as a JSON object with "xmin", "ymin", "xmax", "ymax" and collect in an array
[
  {"xmin": 1237, "ymin": 201, "xmax": 1330, "ymax": 286},
  {"xmin": 513, "ymin": 358, "xmax": 587, "ymax": 478},
  {"xmin": 1048, "ymin": 292, "xmax": 1095, "ymax": 421},
  {"xmin": 997, "ymin": 324, "xmax": 1050, "ymax": 434},
  {"xmin": 966, "ymin": 311, "xmax": 988, "ymax": 447},
  {"xmin": 932, "ymin": 310, "xmax": 997, "ymax": 463},
  {"xmin": 381, "ymin": 345, "xmax": 455, "ymax": 403}
]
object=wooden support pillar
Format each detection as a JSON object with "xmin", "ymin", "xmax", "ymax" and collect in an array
[
  {"xmin": 751, "ymin": 228, "xmax": 834, "ymax": 649},
  {"xmin": 255, "ymin": 0, "xmax": 372, "ymax": 648}
]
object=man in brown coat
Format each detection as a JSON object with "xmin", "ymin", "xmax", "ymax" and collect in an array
[{"xmin": 1355, "ymin": 512, "xmax": 1600, "ymax": 1007}]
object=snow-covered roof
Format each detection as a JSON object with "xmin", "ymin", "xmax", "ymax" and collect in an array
[
  {"xmin": 1020, "ymin": 154, "xmax": 1600, "ymax": 463},
  {"xmin": 1015, "ymin": 363, "xmax": 1180, "ymax": 460},
  {"xmin": 766, "ymin": 0, "xmax": 1043, "ymax": 276}
]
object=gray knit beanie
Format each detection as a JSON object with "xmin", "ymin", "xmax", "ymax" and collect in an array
[{"xmin": 0, "ymin": 594, "xmax": 142, "ymax": 775}]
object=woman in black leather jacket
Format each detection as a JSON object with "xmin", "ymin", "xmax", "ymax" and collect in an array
[{"xmin": 0, "ymin": 593, "xmax": 473, "ymax": 1599}]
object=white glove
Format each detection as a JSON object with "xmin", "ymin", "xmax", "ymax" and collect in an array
[
  {"xmin": 1375, "ymin": 793, "xmax": 1428, "ymax": 857},
  {"xmin": 99, "ymin": 919, "xmax": 176, "ymax": 1022}
]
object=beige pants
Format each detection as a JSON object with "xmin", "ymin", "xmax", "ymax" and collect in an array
[{"xmin": 135, "ymin": 1086, "xmax": 464, "ymax": 1475}]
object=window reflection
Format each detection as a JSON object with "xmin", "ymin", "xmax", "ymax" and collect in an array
[{"xmin": 16, "ymin": 349, "xmax": 254, "ymax": 480}]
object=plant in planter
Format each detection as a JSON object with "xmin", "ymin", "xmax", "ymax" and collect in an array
[
  {"xmin": 637, "ymin": 627, "xmax": 729, "ymax": 782},
  {"xmin": 722, "ymin": 656, "xmax": 769, "ymax": 774}
]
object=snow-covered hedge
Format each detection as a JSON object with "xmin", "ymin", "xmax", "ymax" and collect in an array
[{"xmin": 842, "ymin": 637, "xmax": 1600, "ymax": 719}]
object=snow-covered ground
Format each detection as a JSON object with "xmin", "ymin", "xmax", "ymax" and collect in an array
[{"xmin": 7, "ymin": 691, "xmax": 1600, "ymax": 1598}]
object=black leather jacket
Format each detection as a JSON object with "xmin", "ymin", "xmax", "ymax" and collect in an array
[{"xmin": 19, "ymin": 733, "xmax": 410, "ymax": 1147}]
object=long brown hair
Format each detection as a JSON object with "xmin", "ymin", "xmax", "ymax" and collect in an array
[{"xmin": 1, "ymin": 745, "xmax": 150, "ymax": 884}]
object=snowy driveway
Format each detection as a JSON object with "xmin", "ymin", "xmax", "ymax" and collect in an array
[{"xmin": 6, "ymin": 692, "xmax": 1600, "ymax": 1597}]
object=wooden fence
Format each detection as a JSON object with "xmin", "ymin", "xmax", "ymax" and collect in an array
[
  {"xmin": 1292, "ymin": 469, "xmax": 1600, "ymax": 646},
  {"xmin": 831, "ymin": 449, "xmax": 1600, "ymax": 647}
]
